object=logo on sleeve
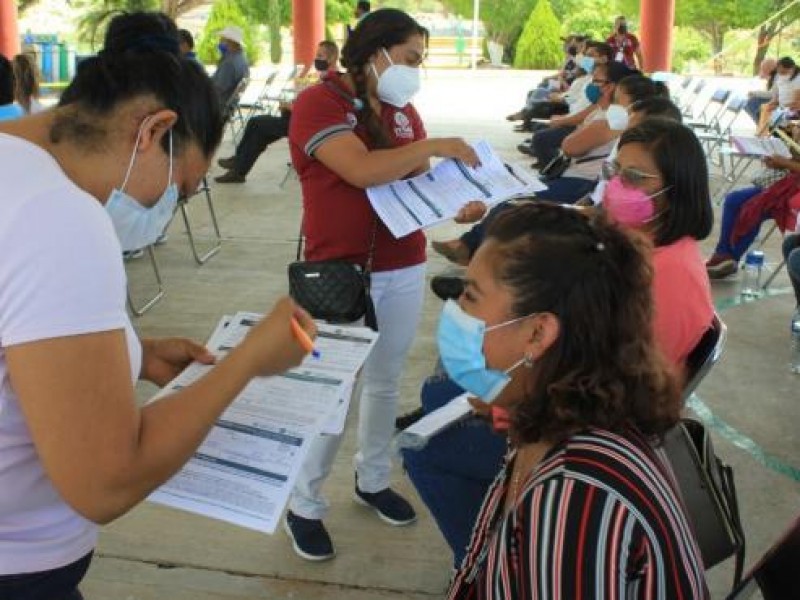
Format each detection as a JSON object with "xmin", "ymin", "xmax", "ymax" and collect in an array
[
  {"xmin": 393, "ymin": 111, "xmax": 414, "ymax": 139},
  {"xmin": 346, "ymin": 112, "xmax": 358, "ymax": 128}
]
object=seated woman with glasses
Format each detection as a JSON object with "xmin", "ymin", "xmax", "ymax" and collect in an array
[
  {"xmin": 431, "ymin": 70, "xmax": 668, "ymax": 266},
  {"xmin": 403, "ymin": 118, "xmax": 714, "ymax": 570},
  {"xmin": 438, "ymin": 202, "xmax": 707, "ymax": 598}
]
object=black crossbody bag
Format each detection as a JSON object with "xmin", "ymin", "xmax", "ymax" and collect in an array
[{"xmin": 287, "ymin": 223, "xmax": 378, "ymax": 330}]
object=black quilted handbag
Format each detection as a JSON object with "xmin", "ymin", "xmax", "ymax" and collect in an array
[{"xmin": 288, "ymin": 225, "xmax": 377, "ymax": 329}]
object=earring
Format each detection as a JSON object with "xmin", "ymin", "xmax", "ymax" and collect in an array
[{"xmin": 523, "ymin": 352, "xmax": 534, "ymax": 368}]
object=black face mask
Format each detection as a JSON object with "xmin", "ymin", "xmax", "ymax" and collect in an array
[
  {"xmin": 314, "ymin": 58, "xmax": 329, "ymax": 72},
  {"xmin": 618, "ymin": 24, "xmax": 628, "ymax": 34}
]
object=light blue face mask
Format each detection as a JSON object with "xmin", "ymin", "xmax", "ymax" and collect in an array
[
  {"xmin": 436, "ymin": 299, "xmax": 533, "ymax": 402},
  {"xmin": 106, "ymin": 121, "xmax": 178, "ymax": 252},
  {"xmin": 579, "ymin": 55, "xmax": 595, "ymax": 73}
]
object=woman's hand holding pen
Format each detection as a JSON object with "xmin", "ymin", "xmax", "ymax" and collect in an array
[{"xmin": 238, "ymin": 297, "xmax": 317, "ymax": 377}]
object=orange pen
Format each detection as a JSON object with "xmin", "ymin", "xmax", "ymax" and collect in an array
[{"xmin": 290, "ymin": 316, "xmax": 320, "ymax": 359}]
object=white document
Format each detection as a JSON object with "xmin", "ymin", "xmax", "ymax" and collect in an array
[
  {"xmin": 394, "ymin": 393, "xmax": 473, "ymax": 450},
  {"xmin": 367, "ymin": 140, "xmax": 547, "ymax": 239},
  {"xmin": 147, "ymin": 313, "xmax": 378, "ymax": 533},
  {"xmin": 730, "ymin": 136, "xmax": 791, "ymax": 158}
]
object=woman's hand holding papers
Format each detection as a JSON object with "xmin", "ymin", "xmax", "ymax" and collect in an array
[
  {"xmin": 430, "ymin": 138, "xmax": 481, "ymax": 168},
  {"xmin": 239, "ymin": 297, "xmax": 318, "ymax": 377}
]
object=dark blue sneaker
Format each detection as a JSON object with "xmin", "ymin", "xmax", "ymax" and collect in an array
[
  {"xmin": 283, "ymin": 510, "xmax": 335, "ymax": 561},
  {"xmin": 354, "ymin": 478, "xmax": 417, "ymax": 526}
]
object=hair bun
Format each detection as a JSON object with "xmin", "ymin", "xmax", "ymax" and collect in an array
[{"xmin": 102, "ymin": 12, "xmax": 181, "ymax": 58}]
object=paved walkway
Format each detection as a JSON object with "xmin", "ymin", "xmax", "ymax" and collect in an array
[{"xmin": 84, "ymin": 69, "xmax": 798, "ymax": 599}]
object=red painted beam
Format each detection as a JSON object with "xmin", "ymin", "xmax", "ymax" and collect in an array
[
  {"xmin": 292, "ymin": 0, "xmax": 324, "ymax": 73},
  {"xmin": 640, "ymin": 0, "xmax": 675, "ymax": 72},
  {"xmin": 0, "ymin": 0, "xmax": 20, "ymax": 59}
]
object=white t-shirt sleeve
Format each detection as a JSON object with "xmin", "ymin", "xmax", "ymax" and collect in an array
[{"xmin": 0, "ymin": 186, "xmax": 131, "ymax": 347}]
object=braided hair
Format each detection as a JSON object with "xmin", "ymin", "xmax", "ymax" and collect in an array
[{"xmin": 340, "ymin": 8, "xmax": 427, "ymax": 150}]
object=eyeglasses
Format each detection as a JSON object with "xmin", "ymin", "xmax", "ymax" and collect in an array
[
  {"xmin": 592, "ymin": 78, "xmax": 609, "ymax": 85},
  {"xmin": 602, "ymin": 161, "xmax": 660, "ymax": 186}
]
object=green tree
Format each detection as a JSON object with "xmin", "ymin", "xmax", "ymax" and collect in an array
[
  {"xmin": 73, "ymin": 0, "xmax": 159, "ymax": 49},
  {"xmin": 441, "ymin": 0, "xmax": 537, "ymax": 62},
  {"xmin": 514, "ymin": 0, "xmax": 562, "ymax": 69},
  {"xmin": 197, "ymin": 0, "xmax": 261, "ymax": 65}
]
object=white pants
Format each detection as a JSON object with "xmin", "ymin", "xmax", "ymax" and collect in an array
[{"xmin": 289, "ymin": 263, "xmax": 426, "ymax": 519}]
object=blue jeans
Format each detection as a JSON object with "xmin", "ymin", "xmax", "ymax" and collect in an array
[
  {"xmin": 0, "ymin": 552, "xmax": 91, "ymax": 600},
  {"xmin": 534, "ymin": 176, "xmax": 596, "ymax": 204},
  {"xmin": 745, "ymin": 96, "xmax": 770, "ymax": 123},
  {"xmin": 714, "ymin": 186, "xmax": 765, "ymax": 260},
  {"xmin": 402, "ymin": 371, "xmax": 506, "ymax": 566},
  {"xmin": 782, "ymin": 233, "xmax": 800, "ymax": 306}
]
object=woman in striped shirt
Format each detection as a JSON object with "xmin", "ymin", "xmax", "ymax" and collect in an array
[{"xmin": 440, "ymin": 203, "xmax": 708, "ymax": 599}]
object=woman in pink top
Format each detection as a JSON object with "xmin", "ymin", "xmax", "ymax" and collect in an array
[{"xmin": 602, "ymin": 117, "xmax": 714, "ymax": 369}]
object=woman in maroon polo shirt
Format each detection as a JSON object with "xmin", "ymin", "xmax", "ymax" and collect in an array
[{"xmin": 284, "ymin": 8, "xmax": 480, "ymax": 561}]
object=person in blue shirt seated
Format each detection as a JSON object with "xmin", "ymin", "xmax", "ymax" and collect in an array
[{"xmin": 0, "ymin": 55, "xmax": 24, "ymax": 121}]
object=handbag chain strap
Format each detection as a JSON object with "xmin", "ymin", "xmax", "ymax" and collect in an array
[{"xmin": 295, "ymin": 216, "xmax": 378, "ymax": 275}]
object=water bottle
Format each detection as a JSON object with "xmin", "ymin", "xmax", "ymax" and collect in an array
[
  {"xmin": 791, "ymin": 308, "xmax": 800, "ymax": 374},
  {"xmin": 740, "ymin": 250, "xmax": 765, "ymax": 298}
]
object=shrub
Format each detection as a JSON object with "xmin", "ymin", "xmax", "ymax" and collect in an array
[{"xmin": 514, "ymin": 0, "xmax": 563, "ymax": 69}]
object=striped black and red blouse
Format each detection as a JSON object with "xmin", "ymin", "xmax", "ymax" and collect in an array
[{"xmin": 447, "ymin": 428, "xmax": 709, "ymax": 600}]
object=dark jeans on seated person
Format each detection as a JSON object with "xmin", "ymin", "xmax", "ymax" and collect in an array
[
  {"xmin": 0, "ymin": 552, "xmax": 92, "ymax": 600},
  {"xmin": 234, "ymin": 112, "xmax": 291, "ymax": 176},
  {"xmin": 782, "ymin": 233, "xmax": 800, "ymax": 306},
  {"xmin": 458, "ymin": 179, "xmax": 593, "ymax": 256},
  {"xmin": 402, "ymin": 369, "xmax": 506, "ymax": 567},
  {"xmin": 531, "ymin": 125, "xmax": 576, "ymax": 166}
]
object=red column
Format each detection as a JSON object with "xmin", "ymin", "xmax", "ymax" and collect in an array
[
  {"xmin": 0, "ymin": 0, "xmax": 20, "ymax": 59},
  {"xmin": 639, "ymin": 0, "xmax": 675, "ymax": 72},
  {"xmin": 292, "ymin": 0, "xmax": 324, "ymax": 72}
]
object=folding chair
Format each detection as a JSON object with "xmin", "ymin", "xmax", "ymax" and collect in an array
[
  {"xmin": 683, "ymin": 312, "xmax": 727, "ymax": 402},
  {"xmin": 698, "ymin": 97, "xmax": 749, "ymax": 165},
  {"xmin": 224, "ymin": 77, "xmax": 250, "ymax": 145},
  {"xmin": 255, "ymin": 64, "xmax": 305, "ymax": 117},
  {"xmin": 681, "ymin": 79, "xmax": 708, "ymax": 118},
  {"xmin": 126, "ymin": 245, "xmax": 165, "ymax": 316},
  {"xmin": 238, "ymin": 69, "xmax": 279, "ymax": 124},
  {"xmin": 715, "ymin": 146, "xmax": 761, "ymax": 204},
  {"xmin": 757, "ymin": 222, "xmax": 787, "ymax": 290},
  {"xmin": 179, "ymin": 175, "xmax": 222, "ymax": 265},
  {"xmin": 726, "ymin": 513, "xmax": 800, "ymax": 599},
  {"xmin": 280, "ymin": 161, "xmax": 297, "ymax": 188},
  {"xmin": 671, "ymin": 314, "xmax": 746, "ymax": 589},
  {"xmin": 687, "ymin": 88, "xmax": 731, "ymax": 132},
  {"xmin": 670, "ymin": 74, "xmax": 694, "ymax": 106}
]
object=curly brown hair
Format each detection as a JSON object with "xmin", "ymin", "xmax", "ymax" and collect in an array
[{"xmin": 484, "ymin": 202, "xmax": 680, "ymax": 444}]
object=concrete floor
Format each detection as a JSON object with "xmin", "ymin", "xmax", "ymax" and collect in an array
[{"xmin": 83, "ymin": 70, "xmax": 799, "ymax": 599}]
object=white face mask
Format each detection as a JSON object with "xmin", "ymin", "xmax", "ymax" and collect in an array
[
  {"xmin": 106, "ymin": 120, "xmax": 179, "ymax": 251},
  {"xmin": 606, "ymin": 103, "xmax": 629, "ymax": 131},
  {"xmin": 371, "ymin": 47, "xmax": 421, "ymax": 108},
  {"xmin": 777, "ymin": 73, "xmax": 791, "ymax": 83}
]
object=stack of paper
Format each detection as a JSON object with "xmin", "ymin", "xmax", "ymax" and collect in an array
[
  {"xmin": 147, "ymin": 313, "xmax": 378, "ymax": 534},
  {"xmin": 394, "ymin": 393, "xmax": 473, "ymax": 450},
  {"xmin": 730, "ymin": 136, "xmax": 791, "ymax": 158},
  {"xmin": 367, "ymin": 140, "xmax": 547, "ymax": 239}
]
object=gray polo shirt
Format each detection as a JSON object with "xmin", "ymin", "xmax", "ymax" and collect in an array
[{"xmin": 212, "ymin": 50, "xmax": 249, "ymax": 108}]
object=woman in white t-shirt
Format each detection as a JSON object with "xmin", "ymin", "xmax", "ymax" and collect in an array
[
  {"xmin": 0, "ymin": 12, "xmax": 315, "ymax": 600},
  {"xmin": 758, "ymin": 56, "xmax": 800, "ymax": 134}
]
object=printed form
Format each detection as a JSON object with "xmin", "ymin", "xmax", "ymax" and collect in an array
[
  {"xmin": 730, "ymin": 136, "xmax": 791, "ymax": 158},
  {"xmin": 147, "ymin": 312, "xmax": 378, "ymax": 533},
  {"xmin": 367, "ymin": 140, "xmax": 547, "ymax": 239}
]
